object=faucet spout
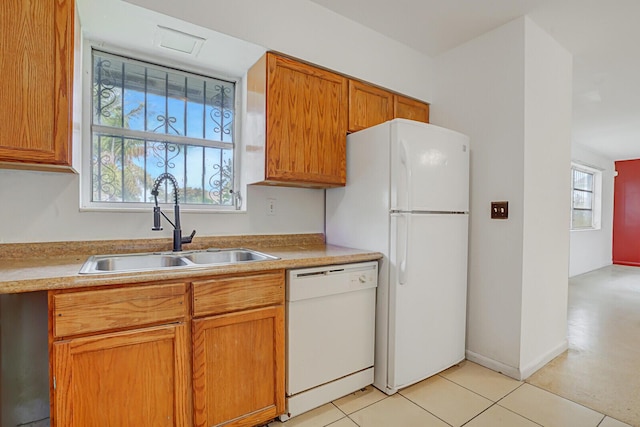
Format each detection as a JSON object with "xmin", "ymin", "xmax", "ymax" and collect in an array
[{"xmin": 151, "ymin": 173, "xmax": 196, "ymax": 251}]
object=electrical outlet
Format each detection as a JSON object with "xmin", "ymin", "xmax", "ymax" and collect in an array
[
  {"xmin": 491, "ymin": 201, "xmax": 509, "ymax": 219},
  {"xmin": 267, "ymin": 198, "xmax": 277, "ymax": 216}
]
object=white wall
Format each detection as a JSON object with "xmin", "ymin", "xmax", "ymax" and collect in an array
[
  {"xmin": 432, "ymin": 17, "xmax": 572, "ymax": 379},
  {"xmin": 124, "ymin": 0, "xmax": 434, "ymax": 102},
  {"xmin": 1, "ymin": 0, "xmax": 434, "ymax": 244},
  {"xmin": 432, "ymin": 18, "xmax": 527, "ymax": 374},
  {"xmin": 0, "ymin": 170, "xmax": 324, "ymax": 243},
  {"xmin": 520, "ymin": 20, "xmax": 572, "ymax": 376},
  {"xmin": 569, "ymin": 144, "xmax": 615, "ymax": 277}
]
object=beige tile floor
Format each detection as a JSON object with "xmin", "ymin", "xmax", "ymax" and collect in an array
[
  {"xmin": 527, "ymin": 265, "xmax": 640, "ymax": 426},
  {"xmin": 271, "ymin": 265, "xmax": 639, "ymax": 427},
  {"xmin": 269, "ymin": 361, "xmax": 630, "ymax": 426}
]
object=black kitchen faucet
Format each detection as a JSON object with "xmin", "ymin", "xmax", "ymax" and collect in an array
[{"xmin": 151, "ymin": 172, "xmax": 196, "ymax": 251}]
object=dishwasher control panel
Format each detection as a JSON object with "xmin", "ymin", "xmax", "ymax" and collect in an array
[
  {"xmin": 286, "ymin": 261, "xmax": 378, "ymax": 302},
  {"xmin": 350, "ymin": 268, "xmax": 377, "ymax": 286}
]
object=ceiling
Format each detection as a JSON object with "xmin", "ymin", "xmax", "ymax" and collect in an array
[
  {"xmin": 310, "ymin": 0, "xmax": 640, "ymax": 161},
  {"xmin": 76, "ymin": 0, "xmax": 265, "ymax": 80}
]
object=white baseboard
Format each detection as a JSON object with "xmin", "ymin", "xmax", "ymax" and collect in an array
[
  {"xmin": 465, "ymin": 350, "xmax": 521, "ymax": 380},
  {"xmin": 466, "ymin": 339, "xmax": 568, "ymax": 381},
  {"xmin": 519, "ymin": 340, "xmax": 568, "ymax": 380}
]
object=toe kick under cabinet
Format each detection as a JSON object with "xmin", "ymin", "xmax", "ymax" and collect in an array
[{"xmin": 48, "ymin": 269, "xmax": 285, "ymax": 427}]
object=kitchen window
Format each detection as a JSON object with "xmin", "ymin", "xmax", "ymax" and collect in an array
[
  {"xmin": 571, "ymin": 163, "xmax": 602, "ymax": 230},
  {"xmin": 87, "ymin": 49, "xmax": 238, "ymax": 209}
]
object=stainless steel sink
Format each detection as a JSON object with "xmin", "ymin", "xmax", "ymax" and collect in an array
[
  {"xmin": 79, "ymin": 253, "xmax": 190, "ymax": 274},
  {"xmin": 183, "ymin": 249, "xmax": 277, "ymax": 265},
  {"xmin": 79, "ymin": 248, "xmax": 279, "ymax": 274}
]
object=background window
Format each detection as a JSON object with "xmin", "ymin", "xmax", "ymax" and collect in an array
[
  {"xmin": 571, "ymin": 163, "xmax": 602, "ymax": 230},
  {"xmin": 91, "ymin": 50, "xmax": 236, "ymax": 207}
]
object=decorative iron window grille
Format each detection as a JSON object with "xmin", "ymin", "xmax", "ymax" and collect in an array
[
  {"xmin": 91, "ymin": 50, "xmax": 236, "ymax": 206},
  {"xmin": 571, "ymin": 167, "xmax": 594, "ymax": 228}
]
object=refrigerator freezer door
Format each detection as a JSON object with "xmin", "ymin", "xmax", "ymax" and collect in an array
[
  {"xmin": 388, "ymin": 212, "xmax": 468, "ymax": 390},
  {"xmin": 391, "ymin": 121, "xmax": 469, "ymax": 213}
]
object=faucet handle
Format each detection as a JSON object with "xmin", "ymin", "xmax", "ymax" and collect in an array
[
  {"xmin": 182, "ymin": 229, "xmax": 196, "ymax": 244},
  {"xmin": 152, "ymin": 206, "xmax": 163, "ymax": 231}
]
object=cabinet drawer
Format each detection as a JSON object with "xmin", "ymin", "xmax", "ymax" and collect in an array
[
  {"xmin": 52, "ymin": 283, "xmax": 188, "ymax": 338},
  {"xmin": 193, "ymin": 270, "xmax": 284, "ymax": 317}
]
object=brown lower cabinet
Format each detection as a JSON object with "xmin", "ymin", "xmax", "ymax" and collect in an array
[
  {"xmin": 192, "ymin": 306, "xmax": 285, "ymax": 427},
  {"xmin": 191, "ymin": 270, "xmax": 285, "ymax": 427},
  {"xmin": 49, "ymin": 271, "xmax": 285, "ymax": 427},
  {"xmin": 52, "ymin": 323, "xmax": 190, "ymax": 426},
  {"xmin": 49, "ymin": 283, "xmax": 191, "ymax": 426}
]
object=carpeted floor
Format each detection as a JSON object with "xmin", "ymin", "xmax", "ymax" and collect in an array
[{"xmin": 527, "ymin": 264, "xmax": 640, "ymax": 426}]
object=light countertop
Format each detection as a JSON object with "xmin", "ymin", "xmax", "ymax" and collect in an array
[{"xmin": 0, "ymin": 234, "xmax": 382, "ymax": 294}]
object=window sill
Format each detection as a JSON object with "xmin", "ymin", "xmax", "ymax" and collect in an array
[
  {"xmin": 571, "ymin": 227, "xmax": 602, "ymax": 232},
  {"xmin": 79, "ymin": 205, "xmax": 245, "ymax": 214}
]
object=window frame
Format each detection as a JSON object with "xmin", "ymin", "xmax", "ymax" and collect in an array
[
  {"xmin": 570, "ymin": 162, "xmax": 602, "ymax": 231},
  {"xmin": 80, "ymin": 41, "xmax": 245, "ymax": 213}
]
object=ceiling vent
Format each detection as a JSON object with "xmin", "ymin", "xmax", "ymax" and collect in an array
[{"xmin": 155, "ymin": 25, "xmax": 205, "ymax": 55}]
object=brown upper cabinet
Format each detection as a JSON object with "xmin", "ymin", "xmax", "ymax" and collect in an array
[
  {"xmin": 0, "ymin": 0, "xmax": 74, "ymax": 170},
  {"xmin": 246, "ymin": 53, "xmax": 348, "ymax": 188},
  {"xmin": 394, "ymin": 94, "xmax": 430, "ymax": 123},
  {"xmin": 348, "ymin": 80, "xmax": 430, "ymax": 132},
  {"xmin": 245, "ymin": 52, "xmax": 430, "ymax": 188},
  {"xmin": 348, "ymin": 80, "xmax": 394, "ymax": 132}
]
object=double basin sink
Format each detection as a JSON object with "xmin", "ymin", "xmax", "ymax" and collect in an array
[{"xmin": 79, "ymin": 248, "xmax": 279, "ymax": 274}]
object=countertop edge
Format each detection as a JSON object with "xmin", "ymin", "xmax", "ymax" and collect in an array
[{"xmin": 0, "ymin": 245, "xmax": 383, "ymax": 294}]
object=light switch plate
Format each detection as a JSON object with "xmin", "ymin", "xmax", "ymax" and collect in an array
[
  {"xmin": 491, "ymin": 201, "xmax": 508, "ymax": 219},
  {"xmin": 266, "ymin": 198, "xmax": 277, "ymax": 216}
]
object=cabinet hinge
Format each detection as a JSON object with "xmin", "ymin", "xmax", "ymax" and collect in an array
[{"xmin": 53, "ymin": 376, "xmax": 56, "ymax": 390}]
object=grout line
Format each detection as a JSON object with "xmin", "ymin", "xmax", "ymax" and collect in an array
[
  {"xmin": 490, "ymin": 383, "xmax": 550, "ymax": 427},
  {"xmin": 595, "ymin": 413, "xmax": 608, "ymax": 427},
  {"xmin": 494, "ymin": 402, "xmax": 545, "ymax": 427},
  {"xmin": 497, "ymin": 381, "xmax": 526, "ymax": 401},
  {"xmin": 333, "ymin": 388, "xmax": 390, "ymax": 416},
  {"xmin": 498, "ymin": 383, "xmax": 616, "ymax": 427},
  {"xmin": 323, "ymin": 414, "xmax": 355, "ymax": 427},
  {"xmin": 344, "ymin": 414, "xmax": 363, "ymax": 427},
  {"xmin": 396, "ymin": 390, "xmax": 455, "ymax": 426},
  {"xmin": 459, "ymin": 401, "xmax": 500, "ymax": 426},
  {"xmin": 331, "ymin": 401, "xmax": 348, "ymax": 417},
  {"xmin": 434, "ymin": 372, "xmax": 513, "ymax": 403},
  {"xmin": 523, "ymin": 382, "xmax": 608, "ymax": 418}
]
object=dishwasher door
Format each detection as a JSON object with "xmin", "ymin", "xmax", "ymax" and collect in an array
[{"xmin": 286, "ymin": 261, "xmax": 378, "ymax": 397}]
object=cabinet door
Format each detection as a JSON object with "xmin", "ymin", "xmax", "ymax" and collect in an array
[
  {"xmin": 394, "ymin": 95, "xmax": 430, "ymax": 123},
  {"xmin": 266, "ymin": 54, "xmax": 347, "ymax": 187},
  {"xmin": 0, "ymin": 0, "xmax": 73, "ymax": 167},
  {"xmin": 193, "ymin": 306, "xmax": 285, "ymax": 427},
  {"xmin": 348, "ymin": 80, "xmax": 394, "ymax": 132},
  {"xmin": 52, "ymin": 323, "xmax": 190, "ymax": 427}
]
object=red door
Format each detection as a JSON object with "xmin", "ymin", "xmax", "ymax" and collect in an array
[{"xmin": 613, "ymin": 159, "xmax": 640, "ymax": 266}]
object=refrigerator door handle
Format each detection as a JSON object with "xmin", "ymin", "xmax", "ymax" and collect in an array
[
  {"xmin": 399, "ymin": 214, "xmax": 409, "ymax": 285},
  {"xmin": 399, "ymin": 140, "xmax": 412, "ymax": 209}
]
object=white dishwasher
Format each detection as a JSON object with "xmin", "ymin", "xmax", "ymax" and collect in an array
[{"xmin": 282, "ymin": 261, "xmax": 378, "ymax": 420}]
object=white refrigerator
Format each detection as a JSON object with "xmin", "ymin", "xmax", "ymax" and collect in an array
[{"xmin": 326, "ymin": 118, "xmax": 469, "ymax": 395}]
